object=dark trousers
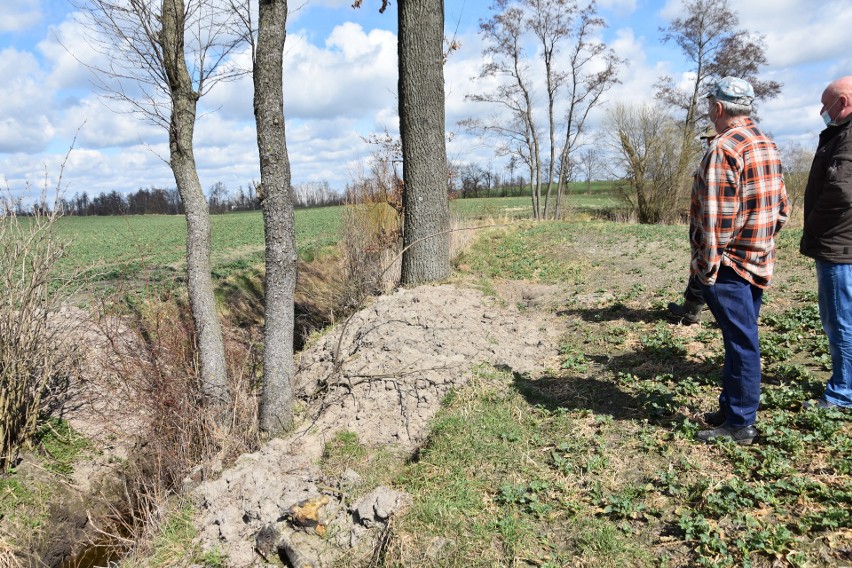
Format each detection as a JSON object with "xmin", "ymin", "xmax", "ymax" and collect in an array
[
  {"xmin": 701, "ymin": 266, "xmax": 763, "ymax": 427},
  {"xmin": 684, "ymin": 275, "xmax": 706, "ymax": 305}
]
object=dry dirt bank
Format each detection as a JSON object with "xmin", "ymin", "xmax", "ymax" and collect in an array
[{"xmin": 192, "ymin": 283, "xmax": 564, "ymax": 566}]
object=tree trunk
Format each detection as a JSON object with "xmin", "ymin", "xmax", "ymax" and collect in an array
[
  {"xmin": 160, "ymin": 0, "xmax": 228, "ymax": 403},
  {"xmin": 254, "ymin": 0, "xmax": 296, "ymax": 435},
  {"xmin": 399, "ymin": 0, "xmax": 450, "ymax": 285}
]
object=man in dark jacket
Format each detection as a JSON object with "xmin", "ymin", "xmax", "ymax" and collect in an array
[
  {"xmin": 800, "ymin": 75, "xmax": 852, "ymax": 411},
  {"xmin": 668, "ymin": 126, "xmax": 718, "ymax": 325}
]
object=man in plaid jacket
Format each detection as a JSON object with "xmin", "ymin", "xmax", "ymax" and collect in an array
[{"xmin": 690, "ymin": 76, "xmax": 789, "ymax": 444}]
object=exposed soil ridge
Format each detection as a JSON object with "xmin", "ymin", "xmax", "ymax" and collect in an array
[{"xmin": 192, "ymin": 283, "xmax": 562, "ymax": 566}]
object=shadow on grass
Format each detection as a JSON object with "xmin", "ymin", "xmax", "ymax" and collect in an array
[
  {"xmin": 557, "ymin": 302, "xmax": 702, "ymax": 325},
  {"xmin": 510, "ymin": 337, "xmax": 724, "ymax": 424},
  {"xmin": 512, "ymin": 372, "xmax": 645, "ymax": 421}
]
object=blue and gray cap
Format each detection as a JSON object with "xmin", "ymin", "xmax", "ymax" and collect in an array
[{"xmin": 706, "ymin": 76, "xmax": 755, "ymax": 105}]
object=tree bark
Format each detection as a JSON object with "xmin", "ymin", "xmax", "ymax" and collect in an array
[
  {"xmin": 254, "ymin": 0, "xmax": 296, "ymax": 435},
  {"xmin": 160, "ymin": 0, "xmax": 228, "ymax": 403},
  {"xmin": 398, "ymin": 0, "xmax": 450, "ymax": 285}
]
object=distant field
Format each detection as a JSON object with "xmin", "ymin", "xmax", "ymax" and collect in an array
[
  {"xmin": 55, "ymin": 207, "xmax": 343, "ymax": 283},
  {"xmin": 55, "ymin": 185, "xmax": 624, "ymax": 284},
  {"xmin": 453, "ymin": 181, "xmax": 623, "ymax": 219}
]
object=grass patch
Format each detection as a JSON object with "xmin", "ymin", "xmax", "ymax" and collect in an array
[
  {"xmin": 120, "ymin": 502, "xmax": 227, "ymax": 568},
  {"xmin": 385, "ymin": 366, "xmax": 653, "ymax": 567},
  {"xmin": 0, "ymin": 419, "xmax": 91, "ymax": 552},
  {"xmin": 320, "ymin": 431, "xmax": 407, "ymax": 501},
  {"xmin": 380, "ymin": 221, "xmax": 848, "ymax": 567},
  {"xmin": 382, "ymin": 360, "xmax": 849, "ymax": 567},
  {"xmin": 37, "ymin": 418, "xmax": 92, "ymax": 476},
  {"xmin": 55, "ymin": 207, "xmax": 344, "ymax": 285}
]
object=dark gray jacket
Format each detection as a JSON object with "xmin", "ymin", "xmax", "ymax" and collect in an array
[{"xmin": 800, "ymin": 118, "xmax": 852, "ymax": 262}]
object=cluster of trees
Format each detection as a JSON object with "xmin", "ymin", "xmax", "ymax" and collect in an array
[
  {"xmin": 59, "ymin": 188, "xmax": 183, "ymax": 216},
  {"xmin": 54, "ymin": 0, "xmax": 781, "ymax": 436},
  {"xmin": 452, "ymin": 163, "xmax": 525, "ymax": 199},
  {"xmin": 463, "ymin": 0, "xmax": 620, "ymax": 220},
  {"xmin": 463, "ymin": 0, "xmax": 780, "ymax": 224},
  {"xmin": 606, "ymin": 0, "xmax": 780, "ymax": 223},
  {"xmin": 53, "ymin": 181, "xmax": 341, "ymax": 216}
]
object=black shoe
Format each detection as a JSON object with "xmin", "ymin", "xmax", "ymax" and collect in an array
[
  {"xmin": 667, "ymin": 300, "xmax": 704, "ymax": 325},
  {"xmin": 802, "ymin": 398, "xmax": 839, "ymax": 410},
  {"xmin": 697, "ymin": 424, "xmax": 758, "ymax": 445},
  {"xmin": 702, "ymin": 409, "xmax": 726, "ymax": 426}
]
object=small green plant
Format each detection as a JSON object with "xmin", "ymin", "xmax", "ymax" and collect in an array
[
  {"xmin": 320, "ymin": 431, "xmax": 368, "ymax": 476},
  {"xmin": 601, "ymin": 486, "xmax": 647, "ymax": 519},
  {"xmin": 35, "ymin": 418, "xmax": 91, "ymax": 476},
  {"xmin": 640, "ymin": 325, "xmax": 687, "ymax": 361}
]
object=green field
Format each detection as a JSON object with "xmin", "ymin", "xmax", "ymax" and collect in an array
[
  {"xmin": 55, "ymin": 207, "xmax": 344, "ymax": 283},
  {"xmin": 55, "ymin": 184, "xmax": 624, "ymax": 284}
]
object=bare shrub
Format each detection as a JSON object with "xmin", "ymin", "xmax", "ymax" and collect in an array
[
  {"xmin": 295, "ymin": 259, "xmax": 347, "ymax": 346},
  {"xmin": 448, "ymin": 211, "xmax": 500, "ymax": 259},
  {"xmin": 0, "ymin": 536, "xmax": 23, "ymax": 568},
  {"xmin": 605, "ymin": 103, "xmax": 697, "ymax": 224},
  {"xmin": 780, "ymin": 141, "xmax": 814, "ymax": 223},
  {"xmin": 0, "ymin": 193, "xmax": 81, "ymax": 472},
  {"xmin": 342, "ymin": 132, "xmax": 404, "ymax": 308},
  {"xmin": 88, "ymin": 290, "xmax": 260, "ymax": 558}
]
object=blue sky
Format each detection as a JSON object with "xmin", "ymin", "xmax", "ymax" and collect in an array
[{"xmin": 0, "ymin": 0, "xmax": 850, "ymax": 201}]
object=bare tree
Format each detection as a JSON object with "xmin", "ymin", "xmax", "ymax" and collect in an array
[
  {"xmin": 75, "ymin": 0, "xmax": 244, "ymax": 402},
  {"xmin": 238, "ymin": 0, "xmax": 298, "ymax": 435},
  {"xmin": 398, "ymin": 0, "xmax": 451, "ymax": 284},
  {"xmin": 208, "ymin": 181, "xmax": 230, "ymax": 213},
  {"xmin": 524, "ymin": 0, "xmax": 573, "ymax": 218},
  {"xmin": 655, "ymin": 0, "xmax": 781, "ymax": 208},
  {"xmin": 467, "ymin": 0, "xmax": 618, "ymax": 220},
  {"xmin": 780, "ymin": 142, "xmax": 814, "ymax": 216},
  {"xmin": 657, "ymin": 0, "xmax": 780, "ymax": 130},
  {"xmin": 579, "ymin": 145, "xmax": 603, "ymax": 188},
  {"xmin": 553, "ymin": 3, "xmax": 620, "ymax": 219},
  {"xmin": 468, "ymin": 0, "xmax": 542, "ymax": 219}
]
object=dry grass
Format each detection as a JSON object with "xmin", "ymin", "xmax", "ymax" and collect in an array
[
  {"xmin": 81, "ymin": 291, "xmax": 261, "ymax": 560},
  {"xmin": 0, "ymin": 538, "xmax": 22, "ymax": 568}
]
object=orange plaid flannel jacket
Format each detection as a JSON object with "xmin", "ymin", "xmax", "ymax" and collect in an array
[{"xmin": 690, "ymin": 117, "xmax": 789, "ymax": 289}]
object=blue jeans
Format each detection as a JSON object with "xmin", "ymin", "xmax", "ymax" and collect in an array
[
  {"xmin": 702, "ymin": 266, "xmax": 763, "ymax": 427},
  {"xmin": 816, "ymin": 259, "xmax": 852, "ymax": 407}
]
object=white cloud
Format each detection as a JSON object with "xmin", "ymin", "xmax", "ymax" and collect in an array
[
  {"xmin": 37, "ymin": 15, "xmax": 106, "ymax": 92},
  {"xmin": 286, "ymin": 24, "xmax": 397, "ymax": 119},
  {"xmin": 0, "ymin": 0, "xmax": 41, "ymax": 33},
  {"xmin": 203, "ymin": 23, "xmax": 398, "ymax": 125},
  {"xmin": 597, "ymin": 0, "xmax": 638, "ymax": 15},
  {"xmin": 695, "ymin": 1, "xmax": 851, "ymax": 70},
  {"xmin": 0, "ymin": 48, "xmax": 56, "ymax": 153},
  {"xmin": 2, "ymin": 0, "xmax": 850, "ymax": 201}
]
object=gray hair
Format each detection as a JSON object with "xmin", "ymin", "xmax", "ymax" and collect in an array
[{"xmin": 713, "ymin": 97, "xmax": 752, "ymax": 117}]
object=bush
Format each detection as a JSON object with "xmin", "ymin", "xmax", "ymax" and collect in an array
[
  {"xmin": 90, "ymin": 290, "xmax": 261, "ymax": 560},
  {"xmin": 0, "ymin": 195, "xmax": 80, "ymax": 472},
  {"xmin": 341, "ymin": 133, "xmax": 404, "ymax": 307}
]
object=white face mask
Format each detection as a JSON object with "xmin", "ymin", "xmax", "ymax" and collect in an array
[{"xmin": 822, "ymin": 96, "xmax": 841, "ymax": 126}]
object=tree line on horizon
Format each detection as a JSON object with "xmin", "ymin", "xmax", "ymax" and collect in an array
[{"xmin": 35, "ymin": 165, "xmax": 562, "ymax": 217}]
